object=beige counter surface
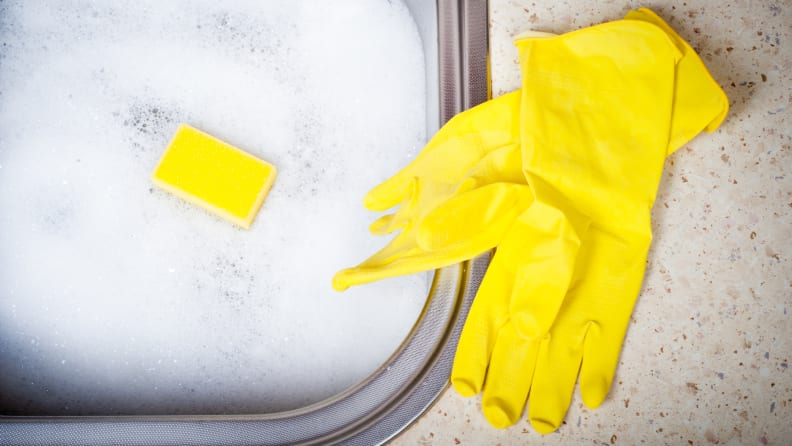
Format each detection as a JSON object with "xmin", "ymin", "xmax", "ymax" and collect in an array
[{"xmin": 393, "ymin": 0, "xmax": 791, "ymax": 444}]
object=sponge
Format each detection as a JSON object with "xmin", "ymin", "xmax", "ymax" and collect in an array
[{"xmin": 152, "ymin": 124, "xmax": 277, "ymax": 229}]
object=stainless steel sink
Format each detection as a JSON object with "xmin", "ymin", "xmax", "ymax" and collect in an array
[{"xmin": 0, "ymin": 1, "xmax": 490, "ymax": 444}]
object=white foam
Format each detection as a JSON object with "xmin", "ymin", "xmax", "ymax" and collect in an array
[{"xmin": 0, "ymin": 0, "xmax": 428, "ymax": 414}]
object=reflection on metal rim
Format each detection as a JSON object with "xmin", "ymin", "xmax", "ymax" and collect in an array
[{"xmin": 0, "ymin": 1, "xmax": 490, "ymax": 444}]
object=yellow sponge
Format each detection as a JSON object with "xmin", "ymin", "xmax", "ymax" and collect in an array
[{"xmin": 152, "ymin": 124, "xmax": 277, "ymax": 229}]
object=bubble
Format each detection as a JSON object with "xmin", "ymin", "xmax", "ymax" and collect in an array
[{"xmin": 0, "ymin": 0, "xmax": 427, "ymax": 415}]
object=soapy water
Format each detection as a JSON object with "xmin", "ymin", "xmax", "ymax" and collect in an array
[{"xmin": 0, "ymin": 0, "xmax": 428, "ymax": 415}]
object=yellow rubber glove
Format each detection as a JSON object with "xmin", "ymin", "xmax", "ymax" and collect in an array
[
  {"xmin": 440, "ymin": 10, "xmax": 728, "ymax": 432},
  {"xmin": 333, "ymin": 7, "xmax": 731, "ymax": 294},
  {"xmin": 332, "ymin": 91, "xmax": 526, "ymax": 291}
]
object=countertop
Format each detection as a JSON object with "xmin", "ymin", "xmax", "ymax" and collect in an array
[{"xmin": 393, "ymin": 0, "xmax": 791, "ymax": 444}]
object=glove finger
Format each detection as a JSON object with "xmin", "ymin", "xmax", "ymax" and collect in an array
[
  {"xmin": 332, "ymin": 232, "xmax": 423, "ymax": 291},
  {"xmin": 340, "ymin": 182, "xmax": 526, "ymax": 290},
  {"xmin": 505, "ymin": 199, "xmax": 588, "ymax": 340},
  {"xmin": 368, "ymin": 213, "xmax": 395, "ymax": 235},
  {"xmin": 579, "ymin": 320, "xmax": 616, "ymax": 409},
  {"xmin": 523, "ymin": 229, "xmax": 601, "ymax": 433},
  {"xmin": 333, "ymin": 232, "xmax": 494, "ymax": 291},
  {"xmin": 372, "ymin": 176, "xmax": 462, "ymax": 236},
  {"xmin": 364, "ymin": 172, "xmax": 419, "ymax": 212},
  {"xmin": 480, "ymin": 323, "xmax": 540, "ymax": 429},
  {"xmin": 418, "ymin": 182, "xmax": 533, "ymax": 253},
  {"xmin": 574, "ymin": 231, "xmax": 649, "ymax": 408},
  {"xmin": 363, "ymin": 172, "xmax": 421, "ymax": 223},
  {"xmin": 366, "ymin": 177, "xmax": 430, "ymax": 235},
  {"xmin": 336, "ymin": 216, "xmax": 500, "ymax": 291},
  {"xmin": 364, "ymin": 91, "xmax": 522, "ymax": 211},
  {"xmin": 451, "ymin": 250, "xmax": 514, "ymax": 398},
  {"xmin": 527, "ymin": 329, "xmax": 585, "ymax": 434}
]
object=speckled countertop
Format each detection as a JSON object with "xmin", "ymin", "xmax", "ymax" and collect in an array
[{"xmin": 392, "ymin": 1, "xmax": 791, "ymax": 444}]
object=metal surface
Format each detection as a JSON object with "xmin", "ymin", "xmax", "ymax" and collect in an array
[
  {"xmin": 438, "ymin": 0, "xmax": 490, "ymax": 121},
  {"xmin": 0, "ymin": 1, "xmax": 490, "ymax": 444}
]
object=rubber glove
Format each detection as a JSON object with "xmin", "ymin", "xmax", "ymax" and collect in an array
[
  {"xmin": 331, "ymin": 91, "xmax": 527, "ymax": 291},
  {"xmin": 334, "ymin": 5, "xmax": 730, "ymax": 294},
  {"xmin": 438, "ymin": 11, "xmax": 728, "ymax": 432}
]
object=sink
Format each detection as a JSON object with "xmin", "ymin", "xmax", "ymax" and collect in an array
[{"xmin": 0, "ymin": 0, "xmax": 489, "ymax": 444}]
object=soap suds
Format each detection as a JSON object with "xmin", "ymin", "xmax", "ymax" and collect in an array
[{"xmin": 0, "ymin": 0, "xmax": 427, "ymax": 415}]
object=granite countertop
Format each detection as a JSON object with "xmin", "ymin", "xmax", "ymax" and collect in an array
[{"xmin": 393, "ymin": 1, "xmax": 790, "ymax": 444}]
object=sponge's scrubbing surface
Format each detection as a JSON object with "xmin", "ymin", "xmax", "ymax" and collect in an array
[{"xmin": 152, "ymin": 124, "xmax": 277, "ymax": 229}]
